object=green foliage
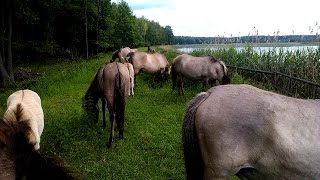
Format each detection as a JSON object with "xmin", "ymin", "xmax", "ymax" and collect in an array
[{"xmin": 9, "ymin": 0, "xmax": 175, "ymax": 62}]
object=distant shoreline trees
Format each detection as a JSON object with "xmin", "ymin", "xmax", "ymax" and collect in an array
[{"xmin": 174, "ymin": 35, "xmax": 320, "ymax": 45}]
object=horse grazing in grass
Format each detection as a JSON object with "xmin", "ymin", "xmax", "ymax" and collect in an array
[
  {"xmin": 111, "ymin": 47, "xmax": 137, "ymax": 63},
  {"xmin": 0, "ymin": 109, "xmax": 78, "ymax": 179},
  {"xmin": 3, "ymin": 90, "xmax": 44, "ymax": 150},
  {"xmin": 182, "ymin": 84, "xmax": 320, "ymax": 180},
  {"xmin": 126, "ymin": 51, "xmax": 171, "ymax": 87},
  {"xmin": 171, "ymin": 54, "xmax": 230, "ymax": 95},
  {"xmin": 83, "ymin": 63, "xmax": 130, "ymax": 148}
]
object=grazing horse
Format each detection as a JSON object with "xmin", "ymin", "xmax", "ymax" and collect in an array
[
  {"xmin": 171, "ymin": 54, "xmax": 230, "ymax": 95},
  {"xmin": 83, "ymin": 63, "xmax": 130, "ymax": 148},
  {"xmin": 3, "ymin": 89, "xmax": 44, "ymax": 150},
  {"xmin": 111, "ymin": 47, "xmax": 137, "ymax": 63},
  {"xmin": 182, "ymin": 84, "xmax": 320, "ymax": 180},
  {"xmin": 0, "ymin": 110, "xmax": 78, "ymax": 179},
  {"xmin": 126, "ymin": 51, "xmax": 171, "ymax": 87}
]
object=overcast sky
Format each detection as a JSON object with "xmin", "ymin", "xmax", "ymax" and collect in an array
[{"xmin": 112, "ymin": 0, "xmax": 320, "ymax": 37}]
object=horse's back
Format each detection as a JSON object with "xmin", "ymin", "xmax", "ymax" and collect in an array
[
  {"xmin": 173, "ymin": 54, "xmax": 210, "ymax": 79},
  {"xmin": 4, "ymin": 89, "xmax": 44, "ymax": 150},
  {"xmin": 194, "ymin": 84, "xmax": 320, "ymax": 179},
  {"xmin": 5, "ymin": 90, "xmax": 43, "ymax": 123},
  {"xmin": 101, "ymin": 63, "xmax": 129, "ymax": 99}
]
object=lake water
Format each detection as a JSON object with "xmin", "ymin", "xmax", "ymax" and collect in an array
[{"xmin": 177, "ymin": 45, "xmax": 319, "ymax": 53}]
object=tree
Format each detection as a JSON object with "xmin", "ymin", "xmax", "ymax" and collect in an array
[{"xmin": 0, "ymin": 0, "xmax": 14, "ymax": 87}]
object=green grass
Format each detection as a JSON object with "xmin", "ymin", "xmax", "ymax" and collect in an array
[{"xmin": 0, "ymin": 51, "xmax": 247, "ymax": 179}]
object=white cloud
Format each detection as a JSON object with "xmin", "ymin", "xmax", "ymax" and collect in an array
[{"xmin": 113, "ymin": 0, "xmax": 320, "ymax": 36}]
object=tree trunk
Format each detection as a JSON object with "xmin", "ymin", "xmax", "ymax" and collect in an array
[
  {"xmin": 96, "ymin": 0, "xmax": 100, "ymax": 55},
  {"xmin": 6, "ymin": 0, "xmax": 13, "ymax": 81},
  {"xmin": 0, "ymin": 51, "xmax": 10, "ymax": 87},
  {"xmin": 1, "ymin": 0, "xmax": 5, "ymax": 61},
  {"xmin": 85, "ymin": 0, "xmax": 89, "ymax": 59}
]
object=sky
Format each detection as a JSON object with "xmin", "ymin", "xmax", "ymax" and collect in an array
[{"xmin": 111, "ymin": 0, "xmax": 320, "ymax": 37}]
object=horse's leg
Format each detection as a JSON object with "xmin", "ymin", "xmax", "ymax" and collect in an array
[
  {"xmin": 202, "ymin": 78, "xmax": 209, "ymax": 91},
  {"xmin": 177, "ymin": 76, "xmax": 183, "ymax": 95},
  {"xmin": 160, "ymin": 72, "xmax": 164, "ymax": 88},
  {"xmin": 107, "ymin": 110, "xmax": 115, "ymax": 148},
  {"xmin": 181, "ymin": 76, "xmax": 185, "ymax": 95},
  {"xmin": 101, "ymin": 98, "xmax": 106, "ymax": 129}
]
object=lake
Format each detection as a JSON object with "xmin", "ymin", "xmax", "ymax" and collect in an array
[{"xmin": 177, "ymin": 45, "xmax": 319, "ymax": 53}]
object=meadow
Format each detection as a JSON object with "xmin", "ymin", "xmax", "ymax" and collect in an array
[{"xmin": 0, "ymin": 48, "xmax": 247, "ymax": 179}]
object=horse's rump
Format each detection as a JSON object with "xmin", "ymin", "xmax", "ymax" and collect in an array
[
  {"xmin": 183, "ymin": 84, "xmax": 320, "ymax": 179},
  {"xmin": 0, "ymin": 118, "xmax": 78, "ymax": 180},
  {"xmin": 4, "ymin": 90, "xmax": 44, "ymax": 150},
  {"xmin": 84, "ymin": 63, "xmax": 129, "ymax": 147}
]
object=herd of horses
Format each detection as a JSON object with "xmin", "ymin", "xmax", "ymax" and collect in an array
[{"xmin": 1, "ymin": 46, "xmax": 320, "ymax": 179}]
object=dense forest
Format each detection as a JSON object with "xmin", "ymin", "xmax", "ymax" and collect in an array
[
  {"xmin": 175, "ymin": 35, "xmax": 320, "ymax": 44},
  {"xmin": 0, "ymin": 0, "xmax": 174, "ymax": 87}
]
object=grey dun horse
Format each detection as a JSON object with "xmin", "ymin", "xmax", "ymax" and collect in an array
[
  {"xmin": 172, "ymin": 54, "xmax": 230, "ymax": 95},
  {"xmin": 111, "ymin": 47, "xmax": 137, "ymax": 63},
  {"xmin": 182, "ymin": 84, "xmax": 320, "ymax": 180},
  {"xmin": 83, "ymin": 63, "xmax": 130, "ymax": 148},
  {"xmin": 126, "ymin": 51, "xmax": 170, "ymax": 87}
]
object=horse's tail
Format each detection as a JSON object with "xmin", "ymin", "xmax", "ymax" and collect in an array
[
  {"xmin": 114, "ymin": 63, "xmax": 125, "ymax": 136},
  {"xmin": 171, "ymin": 65, "xmax": 177, "ymax": 90},
  {"xmin": 218, "ymin": 61, "xmax": 231, "ymax": 85},
  {"xmin": 182, "ymin": 91, "xmax": 210, "ymax": 180},
  {"xmin": 0, "ymin": 108, "xmax": 79, "ymax": 179}
]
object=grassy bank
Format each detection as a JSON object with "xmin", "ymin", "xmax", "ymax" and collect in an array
[{"xmin": 0, "ymin": 50, "xmax": 247, "ymax": 179}]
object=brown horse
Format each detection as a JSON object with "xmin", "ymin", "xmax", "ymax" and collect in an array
[
  {"xmin": 0, "ymin": 108, "xmax": 78, "ymax": 179},
  {"xmin": 182, "ymin": 84, "xmax": 320, "ymax": 180},
  {"xmin": 3, "ymin": 89, "xmax": 44, "ymax": 150},
  {"xmin": 126, "ymin": 51, "xmax": 171, "ymax": 87},
  {"xmin": 111, "ymin": 47, "xmax": 137, "ymax": 63},
  {"xmin": 171, "ymin": 54, "xmax": 230, "ymax": 95},
  {"xmin": 83, "ymin": 63, "xmax": 130, "ymax": 148}
]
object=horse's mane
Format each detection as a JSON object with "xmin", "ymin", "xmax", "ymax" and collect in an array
[
  {"xmin": 208, "ymin": 55, "xmax": 218, "ymax": 63},
  {"xmin": 83, "ymin": 67, "xmax": 102, "ymax": 118},
  {"xmin": 111, "ymin": 49, "xmax": 120, "ymax": 61},
  {"xmin": 127, "ymin": 52, "xmax": 135, "ymax": 64}
]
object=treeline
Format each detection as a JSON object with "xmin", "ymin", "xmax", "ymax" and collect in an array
[
  {"xmin": 175, "ymin": 35, "xmax": 320, "ymax": 44},
  {"xmin": 0, "ymin": 0, "xmax": 174, "ymax": 87}
]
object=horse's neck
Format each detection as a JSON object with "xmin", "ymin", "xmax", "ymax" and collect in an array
[{"xmin": 85, "ymin": 87, "xmax": 99, "ymax": 103}]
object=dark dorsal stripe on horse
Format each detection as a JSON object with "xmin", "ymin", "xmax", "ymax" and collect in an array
[{"xmin": 208, "ymin": 55, "xmax": 218, "ymax": 63}]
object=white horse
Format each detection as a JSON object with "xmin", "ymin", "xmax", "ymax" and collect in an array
[
  {"xmin": 3, "ymin": 89, "xmax": 44, "ymax": 150},
  {"xmin": 124, "ymin": 62, "xmax": 135, "ymax": 96}
]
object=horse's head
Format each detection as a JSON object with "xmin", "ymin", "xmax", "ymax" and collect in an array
[
  {"xmin": 164, "ymin": 65, "xmax": 171, "ymax": 81},
  {"xmin": 83, "ymin": 80, "xmax": 100, "ymax": 123},
  {"xmin": 126, "ymin": 52, "xmax": 135, "ymax": 64},
  {"xmin": 111, "ymin": 49, "xmax": 120, "ymax": 62}
]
